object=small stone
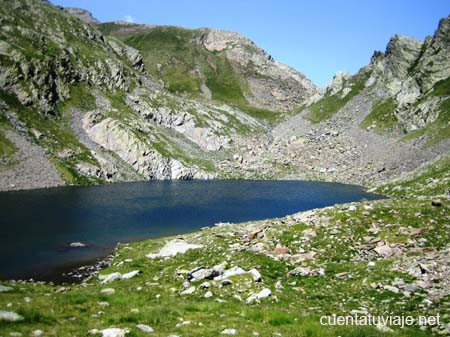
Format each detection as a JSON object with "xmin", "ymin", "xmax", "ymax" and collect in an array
[
  {"xmin": 221, "ymin": 328, "xmax": 237, "ymax": 335},
  {"xmin": 32, "ymin": 331, "xmax": 43, "ymax": 337},
  {"xmin": 0, "ymin": 285, "xmax": 13, "ymax": 292},
  {"xmin": 274, "ymin": 246, "xmax": 289, "ymax": 255},
  {"xmin": 100, "ymin": 288, "xmax": 115, "ymax": 295},
  {"xmin": 374, "ymin": 245, "xmax": 393, "ymax": 258},
  {"xmin": 199, "ymin": 282, "xmax": 210, "ymax": 289},
  {"xmin": 70, "ymin": 242, "xmax": 86, "ymax": 248},
  {"xmin": 100, "ymin": 328, "xmax": 129, "ymax": 337},
  {"xmin": 376, "ymin": 324, "xmax": 393, "ymax": 333},
  {"xmin": 384, "ymin": 285, "xmax": 399, "ymax": 293},
  {"xmin": 248, "ymin": 268, "xmax": 262, "ymax": 282},
  {"xmin": 431, "ymin": 200, "xmax": 442, "ymax": 207},
  {"xmin": 180, "ymin": 286, "xmax": 196, "ymax": 295},
  {"xmin": 0, "ymin": 311, "xmax": 24, "ymax": 322},
  {"xmin": 204, "ymin": 291, "xmax": 213, "ymax": 298},
  {"xmin": 136, "ymin": 324, "xmax": 154, "ymax": 334},
  {"xmin": 222, "ymin": 279, "xmax": 233, "ymax": 286}
]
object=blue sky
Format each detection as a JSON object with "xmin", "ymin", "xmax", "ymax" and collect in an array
[{"xmin": 52, "ymin": 0, "xmax": 449, "ymax": 87}]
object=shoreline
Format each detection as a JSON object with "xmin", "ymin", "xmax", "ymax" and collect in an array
[
  {"xmin": 1, "ymin": 191, "xmax": 448, "ymax": 335},
  {"xmin": 0, "ymin": 180, "xmax": 384, "ymax": 284}
]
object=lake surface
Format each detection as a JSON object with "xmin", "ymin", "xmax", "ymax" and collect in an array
[{"xmin": 0, "ymin": 180, "xmax": 381, "ymax": 282}]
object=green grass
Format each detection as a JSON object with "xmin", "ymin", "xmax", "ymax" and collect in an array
[
  {"xmin": 401, "ymin": 76, "xmax": 450, "ymax": 145},
  {"xmin": 430, "ymin": 76, "xmax": 450, "ymax": 97},
  {"xmin": 120, "ymin": 26, "xmax": 204, "ymax": 97},
  {"xmin": 102, "ymin": 25, "xmax": 284, "ymax": 124},
  {"xmin": 305, "ymin": 72, "xmax": 368, "ymax": 123},
  {"xmin": 239, "ymin": 105, "xmax": 284, "ymax": 125},
  {"xmin": 56, "ymin": 84, "xmax": 97, "ymax": 114},
  {"xmin": 0, "ymin": 130, "xmax": 17, "ymax": 168},
  {"xmin": 360, "ymin": 98, "xmax": 400, "ymax": 133},
  {"xmin": 377, "ymin": 155, "xmax": 450, "ymax": 197},
  {"xmin": 0, "ymin": 111, "xmax": 16, "ymax": 168},
  {"xmin": 401, "ymin": 97, "xmax": 450, "ymax": 146}
]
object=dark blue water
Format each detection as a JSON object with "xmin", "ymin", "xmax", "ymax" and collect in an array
[{"xmin": 0, "ymin": 180, "xmax": 381, "ymax": 281}]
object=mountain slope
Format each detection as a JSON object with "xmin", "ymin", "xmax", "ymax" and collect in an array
[
  {"xmin": 240, "ymin": 15, "xmax": 450, "ymax": 187},
  {"xmin": 0, "ymin": 0, "xmax": 317, "ymax": 191},
  {"xmin": 97, "ymin": 22, "xmax": 318, "ymax": 116},
  {"xmin": 0, "ymin": 0, "xmax": 448, "ymax": 192}
]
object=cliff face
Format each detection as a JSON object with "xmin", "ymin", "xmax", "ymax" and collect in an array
[
  {"xmin": 0, "ymin": 0, "xmax": 448, "ymax": 191},
  {"xmin": 365, "ymin": 17, "xmax": 450, "ymax": 131}
]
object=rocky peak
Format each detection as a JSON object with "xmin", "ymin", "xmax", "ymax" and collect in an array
[
  {"xmin": 384, "ymin": 34, "xmax": 423, "ymax": 79},
  {"xmin": 433, "ymin": 15, "xmax": 450, "ymax": 44},
  {"xmin": 197, "ymin": 28, "xmax": 318, "ymax": 111},
  {"xmin": 197, "ymin": 28, "xmax": 253, "ymax": 52},
  {"xmin": 63, "ymin": 7, "xmax": 99, "ymax": 24},
  {"xmin": 325, "ymin": 71, "xmax": 351, "ymax": 96}
]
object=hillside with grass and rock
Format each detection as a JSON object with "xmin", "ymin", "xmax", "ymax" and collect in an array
[
  {"xmin": 0, "ymin": 0, "xmax": 449, "ymax": 193},
  {"xmin": 0, "ymin": 1, "xmax": 449, "ymax": 192},
  {"xmin": 0, "ymin": 1, "xmax": 450, "ymax": 336}
]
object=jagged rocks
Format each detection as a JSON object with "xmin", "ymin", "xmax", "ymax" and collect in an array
[
  {"xmin": 373, "ymin": 244, "xmax": 394, "ymax": 258},
  {"xmin": 187, "ymin": 263, "xmax": 226, "ymax": 282}
]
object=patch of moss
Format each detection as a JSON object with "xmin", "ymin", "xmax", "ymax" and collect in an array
[
  {"xmin": 0, "ymin": 129, "xmax": 16, "ymax": 169},
  {"xmin": 401, "ymin": 97, "xmax": 450, "ymax": 146},
  {"xmin": 360, "ymin": 98, "xmax": 400, "ymax": 133},
  {"xmin": 56, "ymin": 83, "xmax": 96, "ymax": 113},
  {"xmin": 430, "ymin": 76, "xmax": 450, "ymax": 97}
]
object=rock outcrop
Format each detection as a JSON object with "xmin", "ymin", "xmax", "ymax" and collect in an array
[
  {"xmin": 197, "ymin": 28, "xmax": 318, "ymax": 111},
  {"xmin": 63, "ymin": 7, "xmax": 99, "ymax": 24}
]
